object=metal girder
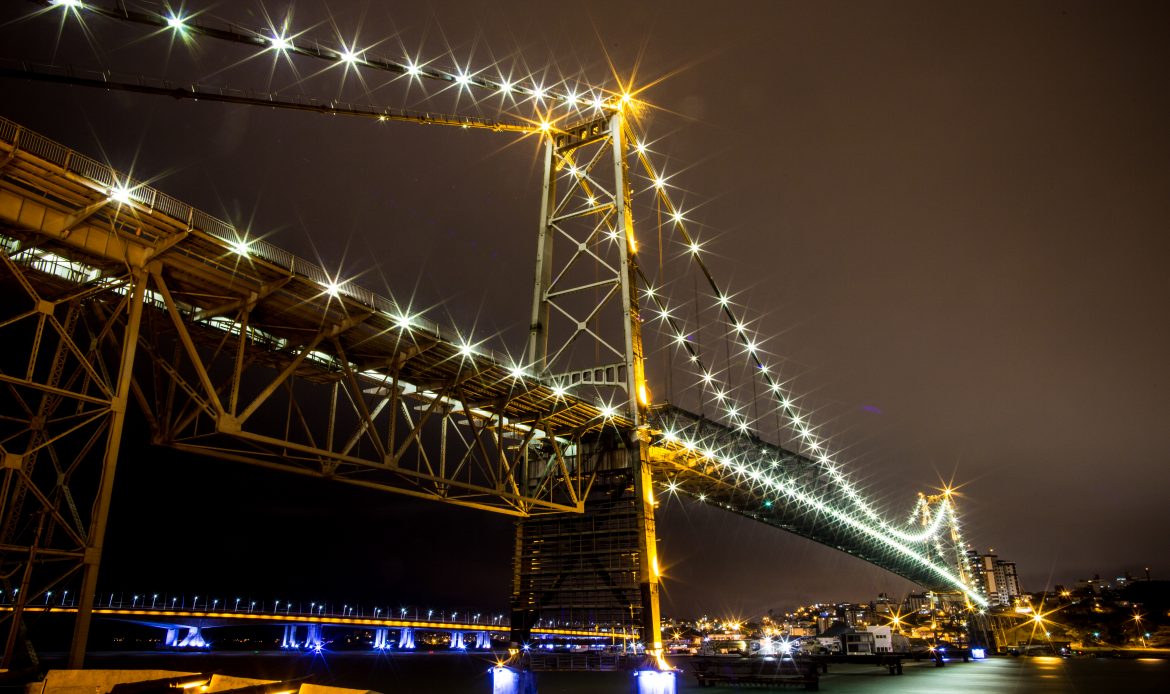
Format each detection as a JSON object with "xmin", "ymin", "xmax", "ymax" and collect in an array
[
  {"xmin": 646, "ymin": 405, "xmax": 975, "ymax": 596},
  {"xmin": 0, "ymin": 243, "xmax": 146, "ymax": 670}
]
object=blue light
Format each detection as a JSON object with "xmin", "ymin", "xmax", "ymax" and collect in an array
[
  {"xmin": 971, "ymin": 647, "xmax": 986, "ymax": 659},
  {"xmin": 491, "ymin": 666, "xmax": 519, "ymax": 694},
  {"xmin": 634, "ymin": 670, "xmax": 677, "ymax": 694}
]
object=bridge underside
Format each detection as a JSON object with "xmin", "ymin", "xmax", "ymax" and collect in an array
[{"xmin": 0, "ymin": 117, "xmax": 975, "ymax": 667}]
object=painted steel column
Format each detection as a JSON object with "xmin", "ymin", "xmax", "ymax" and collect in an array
[
  {"xmin": 610, "ymin": 111, "xmax": 663, "ymax": 656},
  {"xmin": 527, "ymin": 134, "xmax": 556, "ymax": 370},
  {"xmin": 67, "ymin": 268, "xmax": 148, "ymax": 668}
]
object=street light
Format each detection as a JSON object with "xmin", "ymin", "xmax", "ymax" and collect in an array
[
  {"xmin": 249, "ymin": 601, "xmax": 256, "ymax": 613},
  {"xmin": 46, "ymin": 591, "xmax": 53, "ymax": 605},
  {"xmin": 152, "ymin": 594, "xmax": 159, "ymax": 609},
  {"xmin": 193, "ymin": 596, "xmax": 199, "ymax": 610},
  {"xmin": 171, "ymin": 597, "xmax": 177, "ymax": 610},
  {"xmin": 62, "ymin": 591, "xmax": 69, "ymax": 606},
  {"xmin": 235, "ymin": 598, "xmax": 241, "ymax": 611},
  {"xmin": 132, "ymin": 595, "xmax": 139, "ymax": 608}
]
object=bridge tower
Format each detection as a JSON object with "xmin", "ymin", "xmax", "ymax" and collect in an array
[{"xmin": 514, "ymin": 107, "xmax": 662, "ymax": 654}]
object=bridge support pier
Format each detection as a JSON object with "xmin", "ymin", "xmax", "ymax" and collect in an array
[
  {"xmin": 281, "ymin": 625, "xmax": 298, "ymax": 649},
  {"xmin": 175, "ymin": 627, "xmax": 206, "ymax": 649},
  {"xmin": 475, "ymin": 631, "xmax": 491, "ymax": 650},
  {"xmin": 164, "ymin": 628, "xmax": 179, "ymax": 648},
  {"xmin": 304, "ymin": 624, "xmax": 323, "ymax": 651},
  {"xmin": 449, "ymin": 631, "xmax": 465, "ymax": 650},
  {"xmin": 373, "ymin": 627, "xmax": 389, "ymax": 650},
  {"xmin": 397, "ymin": 627, "xmax": 414, "ymax": 650}
]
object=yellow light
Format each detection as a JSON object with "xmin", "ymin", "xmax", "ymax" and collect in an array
[
  {"xmin": 539, "ymin": 121, "xmax": 551, "ymax": 132},
  {"xmin": 638, "ymin": 383, "xmax": 650, "ymax": 406}
]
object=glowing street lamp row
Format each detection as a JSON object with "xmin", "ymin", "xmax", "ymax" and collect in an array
[{"xmin": 44, "ymin": 0, "xmax": 636, "ymax": 119}]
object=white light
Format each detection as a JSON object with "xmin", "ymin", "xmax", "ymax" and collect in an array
[
  {"xmin": 552, "ymin": 384, "xmax": 567, "ymax": 398},
  {"xmin": 339, "ymin": 48, "xmax": 360, "ymax": 65},
  {"xmin": 108, "ymin": 185, "xmax": 132, "ymax": 205},
  {"xmin": 394, "ymin": 313, "xmax": 413, "ymax": 330},
  {"xmin": 718, "ymin": 294, "xmax": 730, "ymax": 307},
  {"xmin": 653, "ymin": 177, "xmax": 665, "ymax": 189},
  {"xmin": 587, "ymin": 196, "xmax": 596, "ymax": 207},
  {"xmin": 230, "ymin": 239, "xmax": 250, "ymax": 256},
  {"xmin": 568, "ymin": 166, "xmax": 579, "ymax": 177},
  {"xmin": 166, "ymin": 15, "xmax": 186, "ymax": 31},
  {"xmin": 325, "ymin": 281, "xmax": 342, "ymax": 297},
  {"xmin": 458, "ymin": 342, "xmax": 474, "ymax": 358},
  {"xmin": 689, "ymin": 242, "xmax": 702, "ymax": 254},
  {"xmin": 599, "ymin": 405, "xmax": 616, "ymax": 419},
  {"xmin": 405, "ymin": 61, "xmax": 422, "ymax": 78},
  {"xmin": 672, "ymin": 211, "xmax": 684, "ymax": 223},
  {"xmin": 499, "ymin": 79, "xmax": 513, "ymax": 93},
  {"xmin": 636, "ymin": 141, "xmax": 647, "ymax": 154},
  {"xmin": 701, "ymin": 371, "xmax": 714, "ymax": 384},
  {"xmin": 52, "ymin": 0, "xmax": 83, "ymax": 7},
  {"xmin": 269, "ymin": 34, "xmax": 292, "ymax": 51},
  {"xmin": 532, "ymin": 85, "xmax": 546, "ymax": 101},
  {"xmin": 509, "ymin": 363, "xmax": 526, "ymax": 379},
  {"xmin": 454, "ymin": 71, "xmax": 472, "ymax": 87}
]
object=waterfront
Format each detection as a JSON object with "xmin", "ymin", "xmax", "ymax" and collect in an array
[{"xmin": 19, "ymin": 652, "xmax": 1168, "ymax": 693}]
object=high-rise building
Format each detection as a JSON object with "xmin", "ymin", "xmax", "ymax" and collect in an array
[{"xmin": 967, "ymin": 548, "xmax": 1022, "ymax": 606}]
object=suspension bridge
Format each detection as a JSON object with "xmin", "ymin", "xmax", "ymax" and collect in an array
[{"xmin": 1, "ymin": 0, "xmax": 985, "ymax": 680}]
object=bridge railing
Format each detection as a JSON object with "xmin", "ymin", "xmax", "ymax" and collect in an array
[{"xmin": 0, "ymin": 115, "xmax": 547, "ymax": 374}]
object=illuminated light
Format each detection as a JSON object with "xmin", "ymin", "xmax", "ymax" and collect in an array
[
  {"xmin": 674, "ymin": 332, "xmax": 688, "ymax": 345},
  {"xmin": 229, "ymin": 238, "xmax": 251, "ymax": 256},
  {"xmin": 638, "ymin": 383, "xmax": 650, "ymax": 406},
  {"xmin": 404, "ymin": 61, "xmax": 422, "ymax": 78},
  {"xmin": 338, "ymin": 48, "xmax": 361, "ymax": 65},
  {"xmin": 599, "ymin": 405, "xmax": 616, "ymax": 419},
  {"xmin": 268, "ymin": 34, "xmax": 293, "ymax": 52},
  {"xmin": 689, "ymin": 242, "xmax": 701, "ymax": 254},
  {"xmin": 718, "ymin": 295, "xmax": 730, "ymax": 307},
  {"xmin": 621, "ymin": 92, "xmax": 633, "ymax": 105},
  {"xmin": 509, "ymin": 363, "xmax": 527, "ymax": 379},
  {"xmin": 539, "ymin": 121, "xmax": 551, "ymax": 133},
  {"xmin": 701, "ymin": 371, "xmax": 714, "ymax": 384},
  {"xmin": 458, "ymin": 342, "xmax": 474, "ymax": 358},
  {"xmin": 653, "ymin": 177, "xmax": 665, "ymax": 189},
  {"xmin": 672, "ymin": 211, "xmax": 684, "ymax": 224},
  {"xmin": 734, "ymin": 322, "xmax": 747, "ymax": 333},
  {"xmin": 108, "ymin": 185, "xmax": 132, "ymax": 205},
  {"xmin": 552, "ymin": 384, "xmax": 567, "ymax": 398},
  {"xmin": 51, "ymin": 0, "xmax": 83, "ymax": 7},
  {"xmin": 499, "ymin": 79, "xmax": 513, "ymax": 93},
  {"xmin": 393, "ymin": 312, "xmax": 413, "ymax": 331},
  {"xmin": 454, "ymin": 71, "xmax": 472, "ymax": 88},
  {"xmin": 587, "ymin": 196, "xmax": 597, "ymax": 207},
  {"xmin": 567, "ymin": 166, "xmax": 579, "ymax": 177},
  {"xmin": 635, "ymin": 141, "xmax": 647, "ymax": 154},
  {"xmin": 166, "ymin": 14, "xmax": 187, "ymax": 31},
  {"xmin": 697, "ymin": 493, "xmax": 706, "ymax": 502},
  {"xmin": 745, "ymin": 340, "xmax": 758, "ymax": 353},
  {"xmin": 532, "ymin": 85, "xmax": 546, "ymax": 101},
  {"xmin": 324, "ymin": 281, "xmax": 343, "ymax": 297},
  {"xmin": 713, "ymin": 390, "xmax": 726, "ymax": 401}
]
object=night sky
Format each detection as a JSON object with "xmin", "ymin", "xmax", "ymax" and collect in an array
[{"xmin": 1, "ymin": 1, "xmax": 1167, "ymax": 620}]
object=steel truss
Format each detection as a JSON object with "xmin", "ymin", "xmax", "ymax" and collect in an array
[
  {"xmin": 0, "ymin": 116, "xmax": 627, "ymax": 667},
  {"xmin": 520, "ymin": 112, "xmax": 663, "ymax": 653},
  {"xmin": 647, "ymin": 406, "xmax": 973, "ymax": 594}
]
